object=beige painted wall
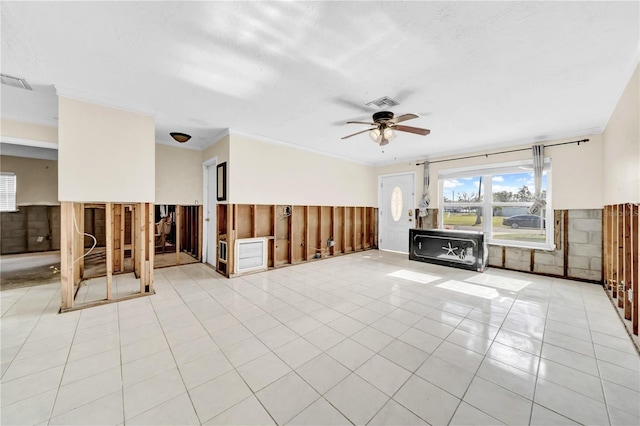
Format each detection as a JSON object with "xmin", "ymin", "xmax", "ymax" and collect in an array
[
  {"xmin": 603, "ymin": 64, "xmax": 640, "ymax": 204},
  {"xmin": 58, "ymin": 97, "xmax": 155, "ymax": 202},
  {"xmin": 202, "ymin": 135, "xmax": 230, "ymax": 203},
  {"xmin": 229, "ymin": 134, "xmax": 376, "ymax": 206},
  {"xmin": 375, "ymin": 134, "xmax": 603, "ymax": 210},
  {"xmin": 1, "ymin": 119, "xmax": 58, "ymax": 143},
  {"xmin": 155, "ymin": 144, "xmax": 203, "ymax": 205},
  {"xmin": 0, "ymin": 155, "xmax": 59, "ymax": 205}
]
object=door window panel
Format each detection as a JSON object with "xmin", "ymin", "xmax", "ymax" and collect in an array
[{"xmin": 391, "ymin": 186, "xmax": 403, "ymax": 221}]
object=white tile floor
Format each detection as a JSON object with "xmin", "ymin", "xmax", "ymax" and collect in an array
[{"xmin": 1, "ymin": 250, "xmax": 639, "ymax": 425}]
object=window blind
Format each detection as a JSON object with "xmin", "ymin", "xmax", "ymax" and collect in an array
[{"xmin": 0, "ymin": 172, "xmax": 17, "ymax": 212}]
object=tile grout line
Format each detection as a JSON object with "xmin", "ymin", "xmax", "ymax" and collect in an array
[
  {"xmin": 170, "ymin": 265, "xmax": 281, "ymax": 426},
  {"xmin": 45, "ymin": 305, "xmax": 84, "ymax": 425}
]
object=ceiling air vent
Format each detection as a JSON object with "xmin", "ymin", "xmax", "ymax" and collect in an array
[
  {"xmin": 0, "ymin": 74, "xmax": 32, "ymax": 90},
  {"xmin": 366, "ymin": 96, "xmax": 399, "ymax": 109}
]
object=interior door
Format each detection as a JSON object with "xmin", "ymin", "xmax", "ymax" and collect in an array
[
  {"xmin": 379, "ymin": 173, "xmax": 415, "ymax": 253},
  {"xmin": 205, "ymin": 163, "xmax": 217, "ymax": 266}
]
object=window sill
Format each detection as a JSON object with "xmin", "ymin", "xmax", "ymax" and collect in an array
[{"xmin": 488, "ymin": 240, "xmax": 556, "ymax": 252}]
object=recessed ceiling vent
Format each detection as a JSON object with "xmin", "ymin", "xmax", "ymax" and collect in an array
[
  {"xmin": 0, "ymin": 74, "xmax": 32, "ymax": 90},
  {"xmin": 366, "ymin": 96, "xmax": 399, "ymax": 109}
]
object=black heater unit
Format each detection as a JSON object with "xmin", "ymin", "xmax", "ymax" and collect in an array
[{"xmin": 409, "ymin": 228, "xmax": 487, "ymax": 272}]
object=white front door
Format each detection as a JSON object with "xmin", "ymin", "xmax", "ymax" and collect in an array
[
  {"xmin": 204, "ymin": 162, "xmax": 217, "ymax": 266},
  {"xmin": 379, "ymin": 173, "xmax": 415, "ymax": 253}
]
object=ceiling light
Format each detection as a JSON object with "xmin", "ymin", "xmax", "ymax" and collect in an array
[
  {"xmin": 369, "ymin": 127, "xmax": 396, "ymax": 144},
  {"xmin": 170, "ymin": 132, "xmax": 191, "ymax": 143},
  {"xmin": 383, "ymin": 127, "xmax": 396, "ymax": 141},
  {"xmin": 369, "ymin": 128, "xmax": 381, "ymax": 143}
]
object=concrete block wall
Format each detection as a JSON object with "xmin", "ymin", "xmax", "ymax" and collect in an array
[
  {"xmin": 1, "ymin": 211, "xmax": 27, "ymax": 254},
  {"xmin": 567, "ymin": 209, "xmax": 602, "ymax": 281},
  {"xmin": 487, "ymin": 245, "xmax": 502, "ymax": 267},
  {"xmin": 485, "ymin": 209, "xmax": 602, "ymax": 282},
  {"xmin": 533, "ymin": 249, "xmax": 565, "ymax": 276},
  {"xmin": 1, "ymin": 206, "xmax": 61, "ymax": 254}
]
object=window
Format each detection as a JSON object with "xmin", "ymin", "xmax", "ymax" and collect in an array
[
  {"xmin": 391, "ymin": 186, "xmax": 403, "ymax": 221},
  {"xmin": 0, "ymin": 172, "xmax": 16, "ymax": 212},
  {"xmin": 439, "ymin": 160, "xmax": 553, "ymax": 249}
]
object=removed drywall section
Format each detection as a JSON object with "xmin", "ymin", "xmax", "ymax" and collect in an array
[
  {"xmin": 155, "ymin": 144, "xmax": 203, "ymax": 205},
  {"xmin": 0, "ymin": 155, "xmax": 58, "ymax": 205},
  {"xmin": 1, "ymin": 119, "xmax": 58, "ymax": 143},
  {"xmin": 567, "ymin": 210, "xmax": 602, "ymax": 280},
  {"xmin": 216, "ymin": 203, "xmax": 376, "ymax": 277},
  {"xmin": 58, "ymin": 97, "xmax": 155, "ymax": 202},
  {"xmin": 485, "ymin": 209, "xmax": 602, "ymax": 282},
  {"xmin": 229, "ymin": 133, "xmax": 376, "ymax": 206},
  {"xmin": 603, "ymin": 64, "xmax": 640, "ymax": 204}
]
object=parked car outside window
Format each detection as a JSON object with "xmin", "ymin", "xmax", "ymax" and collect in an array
[{"xmin": 502, "ymin": 214, "xmax": 545, "ymax": 229}]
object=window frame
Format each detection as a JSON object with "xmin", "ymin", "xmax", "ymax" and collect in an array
[
  {"xmin": 0, "ymin": 172, "xmax": 17, "ymax": 213},
  {"xmin": 438, "ymin": 159, "xmax": 554, "ymax": 250}
]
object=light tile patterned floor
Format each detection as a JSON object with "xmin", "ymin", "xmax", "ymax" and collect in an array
[{"xmin": 1, "ymin": 251, "xmax": 639, "ymax": 425}]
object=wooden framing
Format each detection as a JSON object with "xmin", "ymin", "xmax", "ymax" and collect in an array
[
  {"xmin": 216, "ymin": 204, "xmax": 378, "ymax": 277},
  {"xmin": 603, "ymin": 203, "xmax": 640, "ymax": 337},
  {"xmin": 632, "ymin": 204, "xmax": 639, "ymax": 336},
  {"xmin": 618, "ymin": 204, "xmax": 624, "ymax": 308},
  {"xmin": 563, "ymin": 210, "xmax": 569, "ymax": 277},
  {"xmin": 105, "ymin": 202, "xmax": 113, "ymax": 300},
  {"xmin": 624, "ymin": 204, "xmax": 632, "ymax": 319},
  {"xmin": 60, "ymin": 201, "xmax": 155, "ymax": 312},
  {"xmin": 175, "ymin": 206, "xmax": 182, "ymax": 265}
]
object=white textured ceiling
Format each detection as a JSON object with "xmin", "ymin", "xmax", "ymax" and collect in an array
[{"xmin": 1, "ymin": 1, "xmax": 638, "ymax": 164}]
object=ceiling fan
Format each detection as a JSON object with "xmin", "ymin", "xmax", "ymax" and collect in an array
[{"xmin": 341, "ymin": 111, "xmax": 430, "ymax": 146}]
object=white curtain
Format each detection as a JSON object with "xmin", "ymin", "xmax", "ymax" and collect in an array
[
  {"xmin": 528, "ymin": 144, "xmax": 546, "ymax": 215},
  {"xmin": 418, "ymin": 162, "xmax": 430, "ymax": 217}
]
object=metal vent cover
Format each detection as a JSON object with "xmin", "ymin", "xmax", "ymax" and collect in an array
[
  {"xmin": 0, "ymin": 74, "xmax": 32, "ymax": 90},
  {"xmin": 366, "ymin": 96, "xmax": 399, "ymax": 109}
]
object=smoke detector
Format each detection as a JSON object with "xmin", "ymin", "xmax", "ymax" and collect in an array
[{"xmin": 0, "ymin": 74, "xmax": 32, "ymax": 90}]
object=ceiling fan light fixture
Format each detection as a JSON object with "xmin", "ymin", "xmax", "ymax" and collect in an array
[
  {"xmin": 369, "ymin": 128, "xmax": 381, "ymax": 143},
  {"xmin": 170, "ymin": 132, "xmax": 191, "ymax": 143},
  {"xmin": 383, "ymin": 127, "xmax": 396, "ymax": 141}
]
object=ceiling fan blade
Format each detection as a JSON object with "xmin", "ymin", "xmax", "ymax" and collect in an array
[
  {"xmin": 390, "ymin": 113, "xmax": 419, "ymax": 124},
  {"xmin": 341, "ymin": 127, "xmax": 376, "ymax": 140},
  {"xmin": 346, "ymin": 121, "xmax": 376, "ymax": 125},
  {"xmin": 393, "ymin": 124, "xmax": 431, "ymax": 136}
]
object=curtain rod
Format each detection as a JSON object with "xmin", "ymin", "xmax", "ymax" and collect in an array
[{"xmin": 415, "ymin": 138, "xmax": 590, "ymax": 166}]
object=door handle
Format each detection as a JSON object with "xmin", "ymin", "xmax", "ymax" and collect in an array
[{"xmin": 205, "ymin": 218, "xmax": 210, "ymax": 222}]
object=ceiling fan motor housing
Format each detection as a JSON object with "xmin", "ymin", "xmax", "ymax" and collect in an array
[{"xmin": 373, "ymin": 111, "xmax": 394, "ymax": 123}]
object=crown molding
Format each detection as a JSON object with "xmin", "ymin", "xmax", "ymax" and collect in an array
[
  {"xmin": 55, "ymin": 85, "xmax": 156, "ymax": 118},
  {"xmin": 226, "ymin": 128, "xmax": 374, "ymax": 166},
  {"xmin": 0, "ymin": 136, "xmax": 58, "ymax": 150}
]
